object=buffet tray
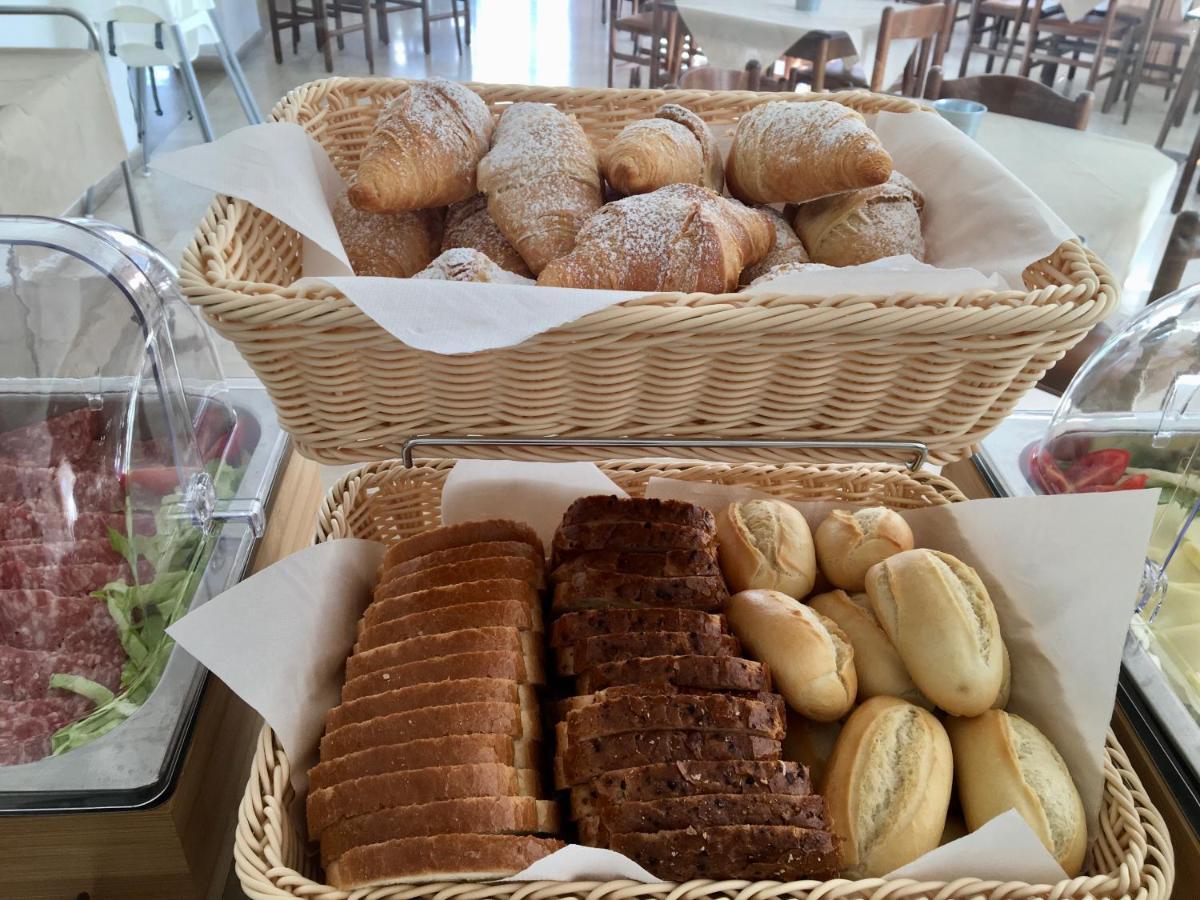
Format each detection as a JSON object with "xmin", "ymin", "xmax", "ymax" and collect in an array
[{"xmin": 0, "ymin": 379, "xmax": 288, "ymax": 813}]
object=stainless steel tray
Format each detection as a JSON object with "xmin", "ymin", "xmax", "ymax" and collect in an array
[{"xmin": 0, "ymin": 379, "xmax": 288, "ymax": 813}]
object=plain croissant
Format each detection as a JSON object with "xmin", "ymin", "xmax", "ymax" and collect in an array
[
  {"xmin": 726, "ymin": 100, "xmax": 893, "ymax": 205},
  {"xmin": 792, "ymin": 171, "xmax": 925, "ymax": 267},
  {"xmin": 739, "ymin": 207, "xmax": 810, "ymax": 285},
  {"xmin": 476, "ymin": 102, "xmax": 603, "ymax": 274},
  {"xmin": 332, "ymin": 189, "xmax": 444, "ymax": 277},
  {"xmin": 413, "ymin": 248, "xmax": 535, "ymax": 284},
  {"xmin": 349, "ymin": 78, "xmax": 494, "ymax": 213},
  {"xmin": 441, "ymin": 194, "xmax": 533, "ymax": 277},
  {"xmin": 537, "ymin": 183, "xmax": 774, "ymax": 293},
  {"xmin": 601, "ymin": 103, "xmax": 723, "ymax": 195}
]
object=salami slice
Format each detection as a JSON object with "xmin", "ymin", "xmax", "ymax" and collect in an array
[
  {"xmin": 0, "ymin": 734, "xmax": 54, "ymax": 766},
  {"xmin": 2, "ymin": 561, "xmax": 151, "ymax": 595},
  {"xmin": 0, "ymin": 504, "xmax": 154, "ymax": 543},
  {"xmin": 0, "ymin": 590, "xmax": 122, "ymax": 656},
  {"xmin": 0, "ymin": 464, "xmax": 124, "ymax": 510},
  {"xmin": 0, "ymin": 697, "xmax": 92, "ymax": 765},
  {"xmin": 0, "ymin": 539, "xmax": 123, "ymax": 569},
  {"xmin": 0, "ymin": 409, "xmax": 103, "ymax": 467},
  {"xmin": 0, "ymin": 645, "xmax": 122, "ymax": 701}
]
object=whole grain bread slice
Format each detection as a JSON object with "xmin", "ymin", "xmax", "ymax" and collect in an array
[
  {"xmin": 319, "ymin": 797, "xmax": 560, "ymax": 867},
  {"xmin": 564, "ymin": 692, "xmax": 785, "ymax": 744},
  {"xmin": 382, "ymin": 520, "xmax": 544, "ymax": 571},
  {"xmin": 307, "ymin": 763, "xmax": 542, "ymax": 838},
  {"xmin": 354, "ymin": 600, "xmax": 540, "ymax": 653},
  {"xmin": 364, "ymin": 578, "xmax": 540, "ymax": 630},
  {"xmin": 553, "ymin": 684, "xmax": 726, "ymax": 723},
  {"xmin": 550, "ymin": 609, "xmax": 727, "ymax": 647},
  {"xmin": 555, "ymin": 632, "xmax": 741, "ymax": 677},
  {"xmin": 324, "ymin": 834, "xmax": 563, "ymax": 890},
  {"xmin": 578, "ymin": 655, "xmax": 770, "ymax": 694},
  {"xmin": 609, "ymin": 825, "xmax": 839, "ymax": 881},
  {"xmin": 341, "ymin": 651, "xmax": 542, "ymax": 702},
  {"xmin": 374, "ymin": 560, "xmax": 543, "ymax": 603},
  {"xmin": 320, "ymin": 701, "xmax": 541, "ymax": 759},
  {"xmin": 580, "ymin": 793, "xmax": 830, "ymax": 845},
  {"xmin": 381, "ymin": 540, "xmax": 545, "ymax": 586},
  {"xmin": 309, "ymin": 734, "xmax": 541, "ymax": 792},
  {"xmin": 346, "ymin": 627, "xmax": 542, "ymax": 681},
  {"xmin": 552, "ymin": 521, "xmax": 715, "ymax": 565},
  {"xmin": 552, "ymin": 572, "xmax": 728, "ymax": 614},
  {"xmin": 558, "ymin": 731, "xmax": 782, "ymax": 788},
  {"xmin": 552, "ymin": 549, "xmax": 720, "ymax": 582},
  {"xmin": 560, "ymin": 496, "xmax": 716, "ymax": 532},
  {"xmin": 328, "ymin": 678, "xmax": 537, "ymax": 731}
]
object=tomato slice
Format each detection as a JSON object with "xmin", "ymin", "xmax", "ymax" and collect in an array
[
  {"xmin": 1028, "ymin": 446, "xmax": 1071, "ymax": 494},
  {"xmin": 1064, "ymin": 448, "xmax": 1131, "ymax": 491}
]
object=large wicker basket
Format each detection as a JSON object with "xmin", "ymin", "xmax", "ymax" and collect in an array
[
  {"xmin": 181, "ymin": 79, "xmax": 1117, "ymax": 467},
  {"xmin": 233, "ymin": 458, "xmax": 1173, "ymax": 900}
]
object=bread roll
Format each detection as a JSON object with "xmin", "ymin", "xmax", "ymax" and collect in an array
[
  {"xmin": 865, "ymin": 549, "xmax": 1005, "ymax": 716},
  {"xmin": 716, "ymin": 499, "xmax": 816, "ymax": 598},
  {"xmin": 994, "ymin": 642, "xmax": 1012, "ymax": 709},
  {"xmin": 808, "ymin": 590, "xmax": 928, "ymax": 707},
  {"xmin": 822, "ymin": 696, "xmax": 952, "ymax": 877},
  {"xmin": 792, "ymin": 171, "xmax": 924, "ymax": 267},
  {"xmin": 600, "ymin": 104, "xmax": 723, "ymax": 195},
  {"xmin": 947, "ymin": 711, "xmax": 1087, "ymax": 875},
  {"xmin": 726, "ymin": 589, "xmax": 855, "ymax": 722},
  {"xmin": 332, "ymin": 190, "xmax": 444, "ymax": 277},
  {"xmin": 413, "ymin": 248, "xmax": 535, "ymax": 284},
  {"xmin": 781, "ymin": 708, "xmax": 840, "ymax": 786},
  {"xmin": 738, "ymin": 207, "xmax": 811, "ymax": 286},
  {"xmin": 814, "ymin": 507, "xmax": 914, "ymax": 592}
]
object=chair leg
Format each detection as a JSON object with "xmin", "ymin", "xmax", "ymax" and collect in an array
[
  {"xmin": 209, "ymin": 9, "xmax": 264, "ymax": 124},
  {"xmin": 986, "ymin": 18, "xmax": 1002, "ymax": 73},
  {"xmin": 1172, "ymin": 119, "xmax": 1200, "ymax": 212},
  {"xmin": 362, "ymin": 0, "xmax": 375, "ymax": 73},
  {"xmin": 135, "ymin": 68, "xmax": 151, "ymax": 175},
  {"xmin": 1168, "ymin": 43, "xmax": 1184, "ymax": 101},
  {"xmin": 333, "ymin": 0, "xmax": 344, "ymax": 50},
  {"xmin": 450, "ymin": 0, "xmax": 463, "ymax": 54},
  {"xmin": 607, "ymin": 0, "xmax": 616, "ymax": 87},
  {"xmin": 171, "ymin": 25, "xmax": 215, "ymax": 141},
  {"xmin": 267, "ymin": 0, "xmax": 284, "ymax": 63},
  {"xmin": 1103, "ymin": 30, "xmax": 1132, "ymax": 114},
  {"xmin": 121, "ymin": 160, "xmax": 145, "ymax": 236},
  {"xmin": 959, "ymin": 0, "xmax": 981, "ymax": 77},
  {"xmin": 376, "ymin": 0, "xmax": 389, "ymax": 44},
  {"xmin": 812, "ymin": 36, "xmax": 828, "ymax": 92},
  {"xmin": 463, "ymin": 0, "xmax": 471, "ymax": 47},
  {"xmin": 290, "ymin": 0, "xmax": 302, "ymax": 52},
  {"xmin": 150, "ymin": 68, "xmax": 163, "ymax": 115},
  {"xmin": 1161, "ymin": 36, "xmax": 1200, "ymax": 146},
  {"xmin": 421, "ymin": 0, "xmax": 432, "ymax": 54},
  {"xmin": 315, "ymin": 0, "xmax": 334, "ymax": 71}
]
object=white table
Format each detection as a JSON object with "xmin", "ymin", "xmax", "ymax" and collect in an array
[{"xmin": 974, "ymin": 111, "xmax": 1175, "ymax": 288}]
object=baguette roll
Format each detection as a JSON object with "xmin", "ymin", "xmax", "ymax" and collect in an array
[
  {"xmin": 994, "ymin": 642, "xmax": 1012, "ymax": 709},
  {"xmin": 865, "ymin": 549, "xmax": 1005, "ymax": 716},
  {"xmin": 814, "ymin": 507, "xmax": 914, "ymax": 592},
  {"xmin": 717, "ymin": 499, "xmax": 816, "ymax": 598},
  {"xmin": 947, "ymin": 710, "xmax": 1087, "ymax": 875},
  {"xmin": 821, "ymin": 696, "xmax": 953, "ymax": 877},
  {"xmin": 726, "ymin": 589, "xmax": 855, "ymax": 721}
]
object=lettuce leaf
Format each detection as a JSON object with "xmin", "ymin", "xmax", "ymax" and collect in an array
[{"xmin": 48, "ymin": 674, "xmax": 115, "ymax": 707}]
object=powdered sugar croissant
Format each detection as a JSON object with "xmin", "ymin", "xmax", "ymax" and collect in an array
[
  {"xmin": 441, "ymin": 194, "xmax": 533, "ymax": 277},
  {"xmin": 414, "ymin": 248, "xmax": 535, "ymax": 284},
  {"xmin": 537, "ymin": 183, "xmax": 774, "ymax": 293},
  {"xmin": 601, "ymin": 103, "xmax": 723, "ymax": 195},
  {"xmin": 726, "ymin": 100, "xmax": 892, "ymax": 204},
  {"xmin": 792, "ymin": 171, "xmax": 925, "ymax": 267}
]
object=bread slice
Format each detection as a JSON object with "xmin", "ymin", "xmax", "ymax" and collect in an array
[
  {"xmin": 558, "ymin": 731, "xmax": 783, "ymax": 788},
  {"xmin": 320, "ymin": 701, "xmax": 541, "ymax": 759},
  {"xmin": 610, "ymin": 825, "xmax": 839, "ymax": 881},
  {"xmin": 554, "ymin": 684, "xmax": 725, "ymax": 723},
  {"xmin": 374, "ymin": 559, "xmax": 543, "ymax": 602},
  {"xmin": 555, "ymin": 632, "xmax": 741, "ymax": 677},
  {"xmin": 578, "ymin": 655, "xmax": 770, "ymax": 694},
  {"xmin": 364, "ymin": 578, "xmax": 540, "ymax": 630},
  {"xmin": 382, "ymin": 520, "xmax": 544, "ymax": 571},
  {"xmin": 381, "ymin": 540, "xmax": 545, "ymax": 586},
  {"xmin": 324, "ymin": 833, "xmax": 563, "ymax": 890},
  {"xmin": 552, "ymin": 572, "xmax": 728, "ymax": 614},
  {"xmin": 560, "ymin": 496, "xmax": 716, "ymax": 531},
  {"xmin": 569, "ymin": 760, "xmax": 811, "ymax": 821},
  {"xmin": 307, "ymin": 763, "xmax": 542, "ymax": 838},
  {"xmin": 579, "ymin": 793, "xmax": 829, "ymax": 845},
  {"xmin": 309, "ymin": 734, "xmax": 541, "ymax": 791},
  {"xmin": 346, "ymin": 627, "xmax": 542, "ymax": 681},
  {"xmin": 328, "ymin": 678, "xmax": 537, "ymax": 731},
  {"xmin": 355, "ymin": 600, "xmax": 541, "ymax": 653},
  {"xmin": 319, "ymin": 796, "xmax": 560, "ymax": 867},
  {"xmin": 552, "ymin": 548, "xmax": 720, "ymax": 581},
  {"xmin": 564, "ymin": 692, "xmax": 786, "ymax": 743},
  {"xmin": 550, "ymin": 608, "xmax": 727, "ymax": 647},
  {"xmin": 341, "ymin": 651, "xmax": 542, "ymax": 703},
  {"xmin": 552, "ymin": 521, "xmax": 716, "ymax": 564}
]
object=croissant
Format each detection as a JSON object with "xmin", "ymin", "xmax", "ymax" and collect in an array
[
  {"xmin": 332, "ymin": 189, "xmax": 444, "ymax": 277},
  {"xmin": 413, "ymin": 248, "xmax": 535, "ymax": 284},
  {"xmin": 601, "ymin": 103, "xmax": 723, "ymax": 195},
  {"xmin": 739, "ymin": 207, "xmax": 810, "ymax": 285},
  {"xmin": 349, "ymin": 78, "xmax": 494, "ymax": 213},
  {"xmin": 537, "ymin": 183, "xmax": 774, "ymax": 293},
  {"xmin": 441, "ymin": 194, "xmax": 533, "ymax": 277},
  {"xmin": 792, "ymin": 171, "xmax": 925, "ymax": 267},
  {"xmin": 726, "ymin": 100, "xmax": 893, "ymax": 205},
  {"xmin": 476, "ymin": 102, "xmax": 603, "ymax": 274}
]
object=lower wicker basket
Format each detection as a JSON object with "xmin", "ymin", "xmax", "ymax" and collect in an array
[{"xmin": 234, "ymin": 458, "xmax": 1175, "ymax": 900}]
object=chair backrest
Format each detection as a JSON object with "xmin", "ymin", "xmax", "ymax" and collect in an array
[
  {"xmin": 678, "ymin": 61, "xmax": 783, "ymax": 91},
  {"xmin": 925, "ymin": 66, "xmax": 1094, "ymax": 129},
  {"xmin": 872, "ymin": 2, "xmax": 955, "ymax": 95},
  {"xmin": 1150, "ymin": 211, "xmax": 1200, "ymax": 302}
]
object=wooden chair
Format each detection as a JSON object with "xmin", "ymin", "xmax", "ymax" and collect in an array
[
  {"xmin": 265, "ymin": 0, "xmax": 323, "ymax": 64},
  {"xmin": 375, "ymin": 0, "xmax": 468, "ymax": 56},
  {"xmin": 780, "ymin": 31, "xmax": 859, "ymax": 92},
  {"xmin": 1104, "ymin": 1, "xmax": 1193, "ymax": 123},
  {"xmin": 925, "ymin": 65, "xmax": 1094, "ymax": 128},
  {"xmin": 871, "ymin": 2, "xmax": 956, "ymax": 95},
  {"xmin": 265, "ymin": 0, "xmax": 374, "ymax": 72},
  {"xmin": 1156, "ymin": 5, "xmax": 1200, "ymax": 146},
  {"xmin": 959, "ymin": 0, "xmax": 1032, "ymax": 76},
  {"xmin": 608, "ymin": 0, "xmax": 684, "ymax": 88},
  {"xmin": 675, "ymin": 60, "xmax": 786, "ymax": 91},
  {"xmin": 1019, "ymin": 1, "xmax": 1126, "ymax": 93}
]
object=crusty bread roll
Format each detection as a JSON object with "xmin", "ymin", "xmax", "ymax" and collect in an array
[
  {"xmin": 726, "ymin": 589, "xmax": 856, "ymax": 722},
  {"xmin": 814, "ymin": 507, "xmax": 914, "ymax": 592},
  {"xmin": 332, "ymin": 190, "xmax": 444, "ymax": 277},
  {"xmin": 822, "ymin": 696, "xmax": 953, "ymax": 877},
  {"xmin": 600, "ymin": 103, "xmax": 723, "ymax": 196},
  {"xmin": 808, "ymin": 590, "xmax": 928, "ymax": 707},
  {"xmin": 865, "ymin": 549, "xmax": 1005, "ymax": 716},
  {"xmin": 781, "ymin": 708, "xmax": 840, "ymax": 787},
  {"xmin": 994, "ymin": 642, "xmax": 1012, "ymax": 709},
  {"xmin": 726, "ymin": 100, "xmax": 892, "ymax": 205},
  {"xmin": 947, "ymin": 710, "xmax": 1087, "ymax": 875},
  {"xmin": 716, "ymin": 499, "xmax": 816, "ymax": 598},
  {"xmin": 792, "ymin": 171, "xmax": 925, "ymax": 267}
]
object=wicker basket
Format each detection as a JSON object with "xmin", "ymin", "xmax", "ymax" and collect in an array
[
  {"xmin": 233, "ymin": 458, "xmax": 1173, "ymax": 900},
  {"xmin": 181, "ymin": 79, "xmax": 1117, "ymax": 467}
]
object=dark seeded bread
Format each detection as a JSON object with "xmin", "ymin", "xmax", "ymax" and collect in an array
[
  {"xmin": 325, "ymin": 833, "xmax": 563, "ymax": 890},
  {"xmin": 553, "ymin": 684, "xmax": 759, "ymax": 722},
  {"xmin": 341, "ymin": 651, "xmax": 542, "ymax": 702},
  {"xmin": 320, "ymin": 796, "xmax": 560, "ymax": 868},
  {"xmin": 381, "ymin": 520, "xmax": 544, "ymax": 571},
  {"xmin": 579, "ymin": 655, "xmax": 770, "ymax": 694},
  {"xmin": 320, "ymin": 701, "xmax": 540, "ymax": 759},
  {"xmin": 552, "ymin": 572, "xmax": 728, "ymax": 614},
  {"xmin": 363, "ymin": 579, "xmax": 539, "ymax": 629},
  {"xmin": 558, "ymin": 731, "xmax": 782, "ymax": 788},
  {"xmin": 354, "ymin": 600, "xmax": 541, "ymax": 653},
  {"xmin": 560, "ymin": 496, "xmax": 716, "ymax": 532},
  {"xmin": 381, "ymin": 540, "xmax": 545, "ymax": 585},
  {"xmin": 327, "ymin": 678, "xmax": 536, "ymax": 731},
  {"xmin": 555, "ymin": 632, "xmax": 741, "ymax": 677},
  {"xmin": 563, "ymin": 692, "xmax": 785, "ymax": 743},
  {"xmin": 309, "ymin": 734, "xmax": 540, "ymax": 791},
  {"xmin": 550, "ymin": 609, "xmax": 727, "ymax": 647},
  {"xmin": 610, "ymin": 825, "xmax": 840, "ymax": 881},
  {"xmin": 580, "ymin": 793, "xmax": 830, "ymax": 845},
  {"xmin": 552, "ymin": 548, "xmax": 720, "ymax": 582},
  {"xmin": 374, "ymin": 560, "xmax": 542, "ymax": 602},
  {"xmin": 570, "ymin": 760, "xmax": 811, "ymax": 821},
  {"xmin": 552, "ymin": 521, "xmax": 716, "ymax": 564},
  {"xmin": 346, "ymin": 627, "xmax": 541, "ymax": 681}
]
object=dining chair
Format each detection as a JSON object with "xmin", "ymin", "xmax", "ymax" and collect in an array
[
  {"xmin": 780, "ymin": 31, "xmax": 858, "ymax": 92},
  {"xmin": 1104, "ymin": 0, "xmax": 1193, "ymax": 123},
  {"xmin": 265, "ymin": 0, "xmax": 322, "ymax": 63},
  {"xmin": 925, "ymin": 65, "xmax": 1094, "ymax": 129},
  {"xmin": 959, "ymin": 0, "xmax": 1032, "ymax": 75},
  {"xmin": 675, "ymin": 60, "xmax": 786, "ymax": 91},
  {"xmin": 1157, "ymin": 6, "xmax": 1200, "ymax": 147},
  {"xmin": 899, "ymin": 0, "xmax": 970, "ymax": 51},
  {"xmin": 608, "ymin": 0, "xmax": 684, "ymax": 88},
  {"xmin": 1019, "ymin": 0, "xmax": 1126, "ymax": 93},
  {"xmin": 1150, "ymin": 211, "xmax": 1200, "ymax": 302},
  {"xmin": 871, "ymin": 2, "xmax": 956, "ymax": 95},
  {"xmin": 376, "ymin": 0, "xmax": 468, "ymax": 55}
]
